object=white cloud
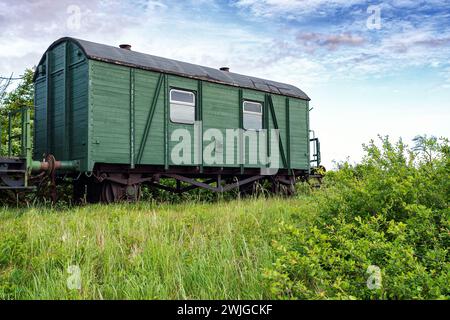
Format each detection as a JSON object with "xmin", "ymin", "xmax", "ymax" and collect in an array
[{"xmin": 233, "ymin": 0, "xmax": 362, "ymax": 17}]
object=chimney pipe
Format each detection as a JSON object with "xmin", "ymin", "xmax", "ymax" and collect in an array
[
  {"xmin": 220, "ymin": 67, "xmax": 230, "ymax": 72},
  {"xmin": 119, "ymin": 44, "xmax": 132, "ymax": 50}
]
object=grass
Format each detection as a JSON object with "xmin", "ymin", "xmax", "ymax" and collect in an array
[{"xmin": 0, "ymin": 197, "xmax": 315, "ymax": 300}]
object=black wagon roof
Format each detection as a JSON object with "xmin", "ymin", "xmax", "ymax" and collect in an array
[{"xmin": 38, "ymin": 37, "xmax": 310, "ymax": 100}]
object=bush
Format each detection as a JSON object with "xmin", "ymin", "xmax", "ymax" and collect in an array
[{"xmin": 264, "ymin": 136, "xmax": 449, "ymax": 299}]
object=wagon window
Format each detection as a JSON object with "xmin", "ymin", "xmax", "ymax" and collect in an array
[
  {"xmin": 170, "ymin": 89, "xmax": 196, "ymax": 124},
  {"xmin": 243, "ymin": 101, "xmax": 263, "ymax": 130}
]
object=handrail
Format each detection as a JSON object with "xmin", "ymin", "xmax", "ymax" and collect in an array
[
  {"xmin": 1, "ymin": 107, "xmax": 32, "ymax": 164},
  {"xmin": 310, "ymin": 137, "xmax": 321, "ymax": 167}
]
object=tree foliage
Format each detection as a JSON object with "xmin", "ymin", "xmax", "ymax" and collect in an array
[
  {"xmin": 0, "ymin": 69, "xmax": 34, "ymax": 155},
  {"xmin": 412, "ymin": 135, "xmax": 440, "ymax": 164}
]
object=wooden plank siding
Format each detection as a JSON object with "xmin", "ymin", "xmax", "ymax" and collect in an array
[
  {"xmin": 34, "ymin": 41, "xmax": 89, "ymax": 170},
  {"xmin": 89, "ymin": 61, "xmax": 166, "ymax": 167},
  {"xmin": 34, "ymin": 39, "xmax": 310, "ymax": 173},
  {"xmin": 289, "ymin": 99, "xmax": 310, "ymax": 170},
  {"xmin": 89, "ymin": 60, "xmax": 309, "ymax": 171},
  {"xmin": 202, "ymin": 82, "xmax": 240, "ymax": 168}
]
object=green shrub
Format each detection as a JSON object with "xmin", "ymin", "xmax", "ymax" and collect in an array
[{"xmin": 265, "ymin": 136, "xmax": 449, "ymax": 300}]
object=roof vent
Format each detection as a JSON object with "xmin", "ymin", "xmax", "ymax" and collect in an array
[
  {"xmin": 220, "ymin": 67, "xmax": 230, "ymax": 72},
  {"xmin": 119, "ymin": 44, "xmax": 132, "ymax": 50}
]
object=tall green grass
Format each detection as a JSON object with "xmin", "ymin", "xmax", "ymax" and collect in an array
[
  {"xmin": 3, "ymin": 135, "xmax": 446, "ymax": 300},
  {"xmin": 0, "ymin": 197, "xmax": 313, "ymax": 300}
]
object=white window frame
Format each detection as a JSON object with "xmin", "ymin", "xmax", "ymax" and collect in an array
[
  {"xmin": 170, "ymin": 89, "xmax": 196, "ymax": 124},
  {"xmin": 243, "ymin": 101, "xmax": 263, "ymax": 130}
]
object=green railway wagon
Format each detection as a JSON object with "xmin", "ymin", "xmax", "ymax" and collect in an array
[{"xmin": 1, "ymin": 37, "xmax": 321, "ymax": 202}]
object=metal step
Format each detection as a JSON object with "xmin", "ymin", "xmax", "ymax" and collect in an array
[
  {"xmin": 0, "ymin": 170, "xmax": 26, "ymax": 173},
  {"xmin": 0, "ymin": 157, "xmax": 25, "ymax": 163},
  {"xmin": 0, "ymin": 186, "xmax": 35, "ymax": 190},
  {"xmin": 0, "ymin": 157, "xmax": 28, "ymax": 189}
]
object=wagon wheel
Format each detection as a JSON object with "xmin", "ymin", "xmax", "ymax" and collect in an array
[
  {"xmin": 100, "ymin": 181, "xmax": 119, "ymax": 204},
  {"xmin": 269, "ymin": 176, "xmax": 296, "ymax": 197},
  {"xmin": 282, "ymin": 182, "xmax": 296, "ymax": 196},
  {"xmin": 270, "ymin": 178, "xmax": 280, "ymax": 194},
  {"xmin": 125, "ymin": 184, "xmax": 141, "ymax": 202},
  {"xmin": 100, "ymin": 181, "xmax": 141, "ymax": 203}
]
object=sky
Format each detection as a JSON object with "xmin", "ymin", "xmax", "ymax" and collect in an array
[{"xmin": 0, "ymin": 0, "xmax": 449, "ymax": 168}]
